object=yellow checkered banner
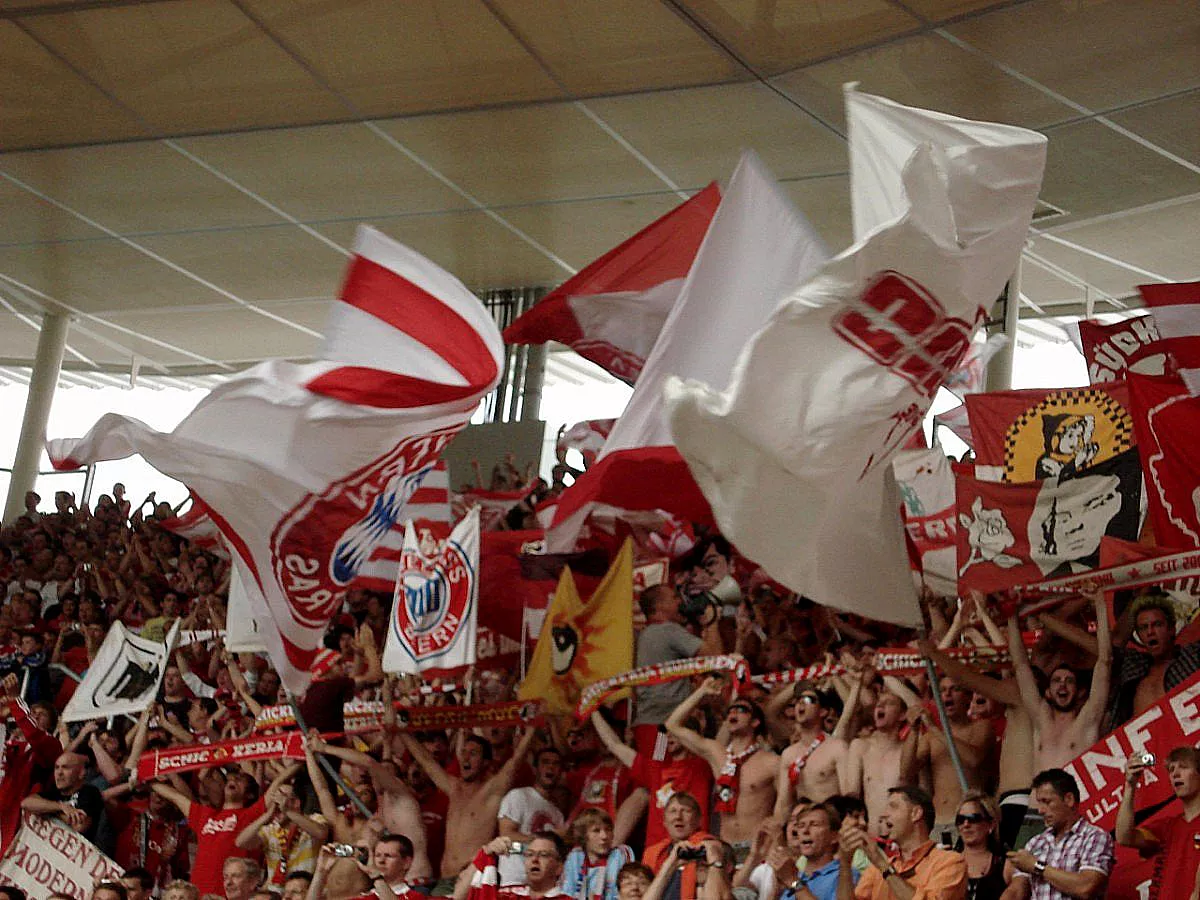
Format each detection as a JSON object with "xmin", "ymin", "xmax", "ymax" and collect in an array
[{"xmin": 964, "ymin": 383, "xmax": 1135, "ymax": 483}]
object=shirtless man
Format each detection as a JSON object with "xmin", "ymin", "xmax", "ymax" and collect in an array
[
  {"xmin": 844, "ymin": 689, "xmax": 910, "ymax": 834},
  {"xmin": 306, "ymin": 733, "xmax": 433, "ymax": 888},
  {"xmin": 666, "ymin": 677, "xmax": 778, "ymax": 860},
  {"xmin": 900, "ymin": 675, "xmax": 996, "ymax": 840},
  {"xmin": 1011, "ymin": 591, "xmax": 1111, "ymax": 771},
  {"xmin": 400, "ymin": 727, "xmax": 535, "ymax": 894},
  {"xmin": 918, "ymin": 635, "xmax": 1034, "ymax": 848},
  {"xmin": 774, "ymin": 677, "xmax": 861, "ymax": 816}
]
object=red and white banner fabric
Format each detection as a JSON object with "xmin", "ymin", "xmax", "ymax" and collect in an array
[
  {"xmin": 557, "ymin": 419, "xmax": 615, "ymax": 468},
  {"xmin": 453, "ymin": 485, "xmax": 535, "ymax": 532},
  {"xmin": 1077, "ymin": 314, "xmax": 1171, "ymax": 384},
  {"xmin": 955, "ymin": 448, "xmax": 1143, "ymax": 595},
  {"xmin": 353, "ymin": 460, "xmax": 454, "ymax": 586},
  {"xmin": 137, "ymin": 732, "xmax": 307, "ymax": 780},
  {"xmin": 547, "ymin": 151, "xmax": 829, "ymax": 553},
  {"xmin": 251, "ymin": 699, "xmax": 544, "ymax": 734},
  {"xmin": 1127, "ymin": 372, "xmax": 1200, "ymax": 549},
  {"xmin": 667, "ymin": 88, "xmax": 1046, "ymax": 626},
  {"xmin": 894, "ymin": 448, "xmax": 958, "ymax": 596},
  {"xmin": 47, "ymin": 226, "xmax": 503, "ymax": 695},
  {"xmin": 1140, "ymin": 280, "xmax": 1200, "ymax": 394},
  {"xmin": 382, "ymin": 507, "xmax": 480, "ymax": 675},
  {"xmin": 158, "ymin": 495, "xmax": 229, "ymax": 557},
  {"xmin": 0, "ymin": 813, "xmax": 123, "ymax": 900},
  {"xmin": 503, "ymin": 184, "xmax": 720, "ymax": 385},
  {"xmin": 964, "ymin": 383, "xmax": 1135, "ymax": 483}
]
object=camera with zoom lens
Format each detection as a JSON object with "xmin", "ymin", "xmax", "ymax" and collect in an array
[
  {"xmin": 676, "ymin": 845, "xmax": 708, "ymax": 862},
  {"xmin": 330, "ymin": 844, "xmax": 368, "ymax": 863}
]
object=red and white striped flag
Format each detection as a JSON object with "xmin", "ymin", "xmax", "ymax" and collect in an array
[
  {"xmin": 352, "ymin": 460, "xmax": 452, "ymax": 592},
  {"xmin": 158, "ymin": 495, "xmax": 229, "ymax": 558},
  {"xmin": 503, "ymin": 184, "xmax": 720, "ymax": 384},
  {"xmin": 48, "ymin": 226, "xmax": 503, "ymax": 694},
  {"xmin": 453, "ymin": 484, "xmax": 535, "ymax": 532},
  {"xmin": 1140, "ymin": 281, "xmax": 1200, "ymax": 394}
]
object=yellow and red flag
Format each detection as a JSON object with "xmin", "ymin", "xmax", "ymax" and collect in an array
[{"xmin": 518, "ymin": 539, "xmax": 633, "ymax": 714}]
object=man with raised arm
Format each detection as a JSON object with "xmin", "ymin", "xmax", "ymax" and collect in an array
[
  {"xmin": 399, "ymin": 726, "xmax": 536, "ymax": 896},
  {"xmin": 1117, "ymin": 744, "xmax": 1200, "ymax": 900},
  {"xmin": 776, "ymin": 676, "xmax": 862, "ymax": 817},
  {"xmin": 899, "ymin": 673, "xmax": 996, "ymax": 843},
  {"xmin": 1008, "ymin": 591, "xmax": 1110, "ymax": 771},
  {"xmin": 666, "ymin": 676, "xmax": 778, "ymax": 861},
  {"xmin": 918, "ymin": 633, "xmax": 1033, "ymax": 849}
]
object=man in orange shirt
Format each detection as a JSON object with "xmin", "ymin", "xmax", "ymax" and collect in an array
[{"xmin": 836, "ymin": 785, "xmax": 966, "ymax": 900}]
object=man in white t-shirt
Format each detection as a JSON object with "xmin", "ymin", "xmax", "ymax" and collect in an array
[{"xmin": 497, "ymin": 748, "xmax": 566, "ymax": 885}]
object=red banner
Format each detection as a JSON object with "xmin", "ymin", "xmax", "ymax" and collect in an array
[
  {"xmin": 1078, "ymin": 315, "xmax": 1170, "ymax": 384},
  {"xmin": 1128, "ymin": 373, "xmax": 1200, "ymax": 550},
  {"xmin": 138, "ymin": 732, "xmax": 307, "ymax": 780},
  {"xmin": 965, "ymin": 383, "xmax": 1134, "ymax": 482}
]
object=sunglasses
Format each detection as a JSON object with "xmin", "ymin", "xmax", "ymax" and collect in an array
[
  {"xmin": 796, "ymin": 695, "xmax": 820, "ymax": 705},
  {"xmin": 955, "ymin": 813, "xmax": 991, "ymax": 826}
]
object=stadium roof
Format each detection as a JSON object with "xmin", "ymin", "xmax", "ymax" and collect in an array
[{"xmin": 0, "ymin": 0, "xmax": 1196, "ymax": 390}]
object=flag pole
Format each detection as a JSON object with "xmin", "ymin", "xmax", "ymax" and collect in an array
[
  {"xmin": 918, "ymin": 628, "xmax": 970, "ymax": 796},
  {"xmin": 285, "ymin": 690, "xmax": 373, "ymax": 820}
]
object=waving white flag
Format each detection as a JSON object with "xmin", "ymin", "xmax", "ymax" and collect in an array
[
  {"xmin": 666, "ymin": 89, "xmax": 1046, "ymax": 625},
  {"xmin": 383, "ymin": 506, "xmax": 480, "ymax": 675},
  {"xmin": 49, "ymin": 227, "xmax": 503, "ymax": 694},
  {"xmin": 63, "ymin": 620, "xmax": 179, "ymax": 722}
]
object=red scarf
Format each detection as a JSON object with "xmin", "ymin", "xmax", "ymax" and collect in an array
[{"xmin": 714, "ymin": 742, "xmax": 760, "ymax": 814}]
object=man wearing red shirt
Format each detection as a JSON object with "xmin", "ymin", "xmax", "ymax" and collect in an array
[
  {"xmin": 148, "ymin": 769, "xmax": 271, "ymax": 897},
  {"xmin": 1118, "ymin": 744, "xmax": 1200, "ymax": 900},
  {"xmin": 590, "ymin": 712, "xmax": 711, "ymax": 849}
]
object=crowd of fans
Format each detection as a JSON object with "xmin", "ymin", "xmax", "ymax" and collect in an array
[{"xmin": 1, "ymin": 479, "xmax": 1199, "ymax": 900}]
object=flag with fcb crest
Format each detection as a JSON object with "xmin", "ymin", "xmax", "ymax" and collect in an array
[
  {"xmin": 965, "ymin": 383, "xmax": 1136, "ymax": 483},
  {"xmin": 48, "ymin": 226, "xmax": 503, "ymax": 695},
  {"xmin": 383, "ymin": 506, "xmax": 479, "ymax": 675},
  {"xmin": 518, "ymin": 539, "xmax": 633, "ymax": 714},
  {"xmin": 665, "ymin": 87, "xmax": 1047, "ymax": 625},
  {"xmin": 955, "ymin": 448, "xmax": 1144, "ymax": 594}
]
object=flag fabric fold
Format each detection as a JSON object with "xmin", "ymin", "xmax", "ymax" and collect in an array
[
  {"xmin": 503, "ymin": 185, "xmax": 720, "ymax": 385},
  {"xmin": 383, "ymin": 506, "xmax": 480, "ymax": 675},
  {"xmin": 546, "ymin": 151, "xmax": 829, "ymax": 552},
  {"xmin": 518, "ymin": 539, "xmax": 634, "ymax": 715},
  {"xmin": 1139, "ymin": 280, "xmax": 1200, "ymax": 394},
  {"xmin": 894, "ymin": 448, "xmax": 958, "ymax": 596},
  {"xmin": 664, "ymin": 87, "xmax": 1046, "ymax": 626},
  {"xmin": 1127, "ymin": 372, "xmax": 1200, "ymax": 548},
  {"xmin": 63, "ymin": 621, "xmax": 179, "ymax": 722},
  {"xmin": 48, "ymin": 226, "xmax": 503, "ymax": 695}
]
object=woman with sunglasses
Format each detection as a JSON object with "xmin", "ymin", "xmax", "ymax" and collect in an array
[{"xmin": 954, "ymin": 792, "xmax": 1008, "ymax": 900}]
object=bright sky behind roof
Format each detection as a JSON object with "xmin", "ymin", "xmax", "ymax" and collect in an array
[{"xmin": 0, "ymin": 338, "xmax": 1088, "ymax": 515}]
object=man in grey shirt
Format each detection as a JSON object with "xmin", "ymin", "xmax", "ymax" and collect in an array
[{"xmin": 633, "ymin": 584, "xmax": 724, "ymax": 753}]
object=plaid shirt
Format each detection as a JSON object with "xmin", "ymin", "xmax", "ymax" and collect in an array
[
  {"xmin": 1103, "ymin": 641, "xmax": 1200, "ymax": 733},
  {"xmin": 1016, "ymin": 817, "xmax": 1114, "ymax": 900}
]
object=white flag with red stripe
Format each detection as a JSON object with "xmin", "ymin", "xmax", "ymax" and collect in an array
[
  {"xmin": 546, "ymin": 152, "xmax": 829, "ymax": 552},
  {"xmin": 48, "ymin": 226, "xmax": 503, "ymax": 694},
  {"xmin": 664, "ymin": 88, "xmax": 1046, "ymax": 625},
  {"xmin": 503, "ymin": 184, "xmax": 720, "ymax": 384},
  {"xmin": 1140, "ymin": 281, "xmax": 1200, "ymax": 394},
  {"xmin": 158, "ymin": 495, "xmax": 229, "ymax": 558}
]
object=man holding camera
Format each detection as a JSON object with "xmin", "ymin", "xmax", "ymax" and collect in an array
[
  {"xmin": 1117, "ymin": 745, "xmax": 1200, "ymax": 900},
  {"xmin": 631, "ymin": 584, "xmax": 723, "ymax": 756},
  {"xmin": 467, "ymin": 833, "xmax": 568, "ymax": 899},
  {"xmin": 643, "ymin": 792, "xmax": 721, "ymax": 900}
]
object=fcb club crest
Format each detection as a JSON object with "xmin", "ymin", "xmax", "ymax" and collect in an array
[
  {"xmin": 270, "ymin": 427, "xmax": 460, "ymax": 629},
  {"xmin": 1002, "ymin": 389, "xmax": 1133, "ymax": 483},
  {"xmin": 385, "ymin": 507, "xmax": 481, "ymax": 671}
]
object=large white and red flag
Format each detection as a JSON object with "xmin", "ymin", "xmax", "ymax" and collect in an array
[
  {"xmin": 1139, "ymin": 280, "xmax": 1200, "ymax": 394},
  {"xmin": 48, "ymin": 226, "xmax": 503, "ymax": 694},
  {"xmin": 545, "ymin": 151, "xmax": 830, "ymax": 552},
  {"xmin": 503, "ymin": 184, "xmax": 721, "ymax": 384},
  {"xmin": 383, "ymin": 506, "xmax": 480, "ymax": 676},
  {"xmin": 663, "ymin": 87, "xmax": 1046, "ymax": 625}
]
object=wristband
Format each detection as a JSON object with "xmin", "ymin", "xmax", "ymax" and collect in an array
[{"xmin": 1034, "ymin": 860, "xmax": 1047, "ymax": 877}]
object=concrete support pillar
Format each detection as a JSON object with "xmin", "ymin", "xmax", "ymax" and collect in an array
[
  {"xmin": 4, "ymin": 311, "xmax": 69, "ymax": 523},
  {"xmin": 521, "ymin": 343, "xmax": 546, "ymax": 421}
]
